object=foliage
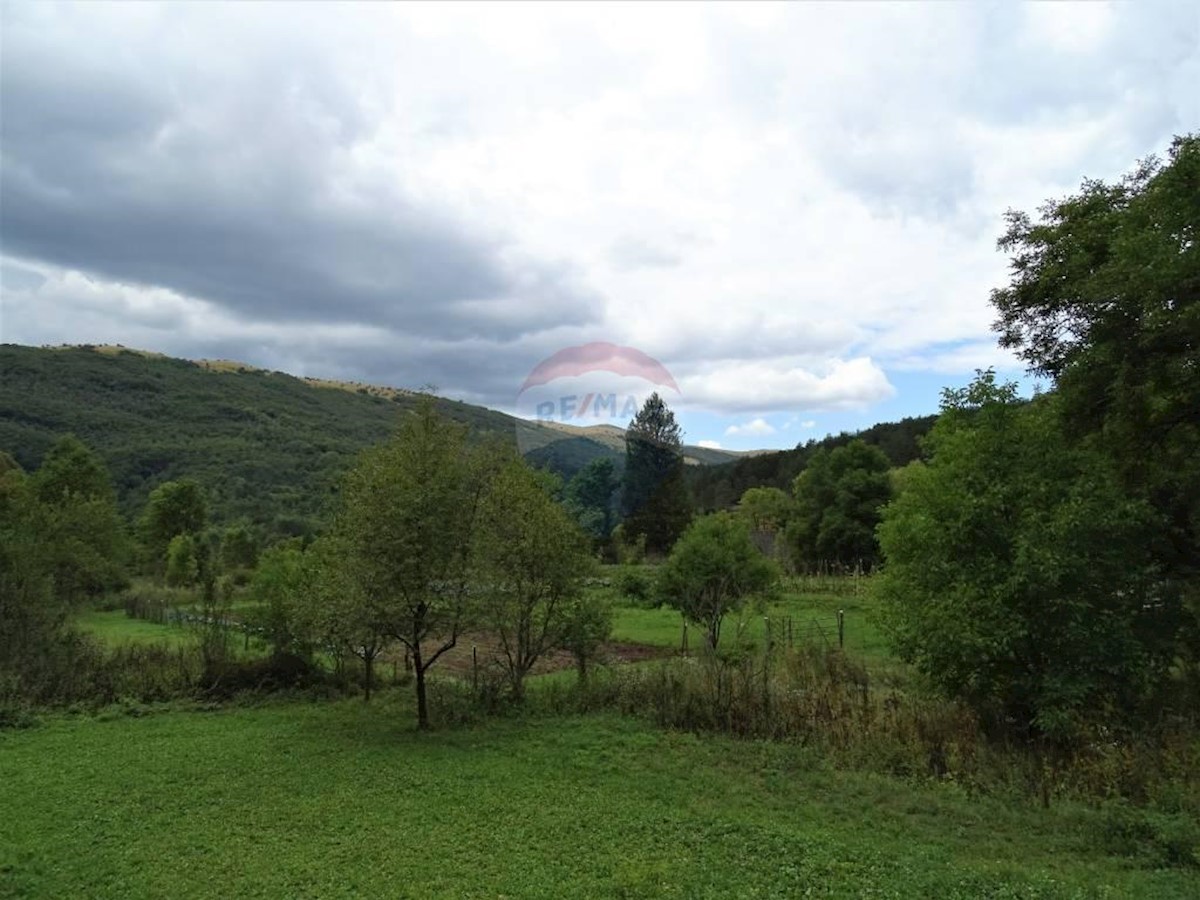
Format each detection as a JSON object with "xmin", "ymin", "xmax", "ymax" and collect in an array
[
  {"xmin": 689, "ymin": 413, "xmax": 936, "ymax": 511},
  {"xmin": 246, "ymin": 542, "xmax": 308, "ymax": 660},
  {"xmin": 323, "ymin": 401, "xmax": 486, "ymax": 727},
  {"xmin": 476, "ymin": 453, "xmax": 597, "ymax": 699},
  {"xmin": 139, "ymin": 479, "xmax": 206, "ymax": 574},
  {"xmin": 4, "ymin": 703, "xmax": 1198, "ymax": 897},
  {"xmin": 563, "ymin": 456, "xmax": 618, "ymax": 541},
  {"xmin": 657, "ymin": 512, "xmax": 779, "ymax": 651},
  {"xmin": 787, "ymin": 439, "xmax": 891, "ymax": 572},
  {"xmin": 559, "ymin": 592, "xmax": 614, "ymax": 681},
  {"xmin": 164, "ymin": 534, "xmax": 199, "ymax": 587},
  {"xmin": 621, "ymin": 393, "xmax": 692, "ymax": 554},
  {"xmin": 990, "ymin": 134, "xmax": 1200, "ymax": 695},
  {"xmin": 28, "ymin": 435, "xmax": 128, "ymax": 602},
  {"xmin": 875, "ymin": 374, "xmax": 1176, "ymax": 739}
]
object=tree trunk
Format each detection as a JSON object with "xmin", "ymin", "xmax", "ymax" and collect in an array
[{"xmin": 413, "ymin": 644, "xmax": 429, "ymax": 729}]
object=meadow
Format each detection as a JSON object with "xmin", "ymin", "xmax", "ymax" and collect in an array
[
  {"xmin": 4, "ymin": 694, "xmax": 1198, "ymax": 899},
  {"xmin": 31, "ymin": 573, "xmax": 1196, "ymax": 897}
]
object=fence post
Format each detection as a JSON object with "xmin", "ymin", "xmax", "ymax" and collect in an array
[
  {"xmin": 472, "ymin": 645, "xmax": 478, "ymax": 690},
  {"xmin": 764, "ymin": 616, "xmax": 771, "ymax": 655},
  {"xmin": 837, "ymin": 609, "xmax": 845, "ymax": 649},
  {"xmin": 681, "ymin": 619, "xmax": 689, "ymax": 656}
]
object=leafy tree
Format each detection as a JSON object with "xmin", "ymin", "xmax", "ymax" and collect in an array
[
  {"xmin": 29, "ymin": 435, "xmax": 127, "ymax": 602},
  {"xmin": 736, "ymin": 486, "xmax": 793, "ymax": 557},
  {"xmin": 30, "ymin": 434, "xmax": 113, "ymax": 506},
  {"xmin": 140, "ymin": 480, "xmax": 207, "ymax": 575},
  {"xmin": 657, "ymin": 512, "xmax": 779, "ymax": 651},
  {"xmin": 325, "ymin": 402, "xmax": 486, "ymax": 728},
  {"xmin": 247, "ymin": 542, "xmax": 308, "ymax": 659},
  {"xmin": 875, "ymin": 374, "xmax": 1174, "ymax": 738},
  {"xmin": 220, "ymin": 522, "xmax": 259, "ymax": 572},
  {"xmin": 622, "ymin": 393, "xmax": 692, "ymax": 554},
  {"xmin": 787, "ymin": 439, "xmax": 891, "ymax": 571},
  {"xmin": 564, "ymin": 457, "xmax": 618, "ymax": 541},
  {"xmin": 165, "ymin": 534, "xmax": 199, "ymax": 587},
  {"xmin": 560, "ymin": 591, "xmax": 613, "ymax": 681},
  {"xmin": 301, "ymin": 537, "xmax": 392, "ymax": 701},
  {"xmin": 477, "ymin": 454, "xmax": 596, "ymax": 700},
  {"xmin": 990, "ymin": 135, "xmax": 1200, "ymax": 686},
  {"xmin": 0, "ymin": 462, "xmax": 59, "ymax": 695}
]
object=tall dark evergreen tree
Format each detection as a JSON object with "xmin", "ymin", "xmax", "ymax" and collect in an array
[{"xmin": 621, "ymin": 393, "xmax": 692, "ymax": 554}]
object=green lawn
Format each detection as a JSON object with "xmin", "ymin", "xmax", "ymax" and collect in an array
[{"xmin": 2, "ymin": 697, "xmax": 1195, "ymax": 898}]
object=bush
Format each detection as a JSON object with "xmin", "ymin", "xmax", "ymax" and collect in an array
[{"xmin": 614, "ymin": 567, "xmax": 657, "ymax": 608}]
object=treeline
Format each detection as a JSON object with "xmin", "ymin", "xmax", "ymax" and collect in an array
[{"xmin": 688, "ymin": 413, "xmax": 936, "ymax": 512}]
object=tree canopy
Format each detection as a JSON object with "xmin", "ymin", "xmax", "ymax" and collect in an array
[
  {"xmin": 657, "ymin": 512, "xmax": 779, "ymax": 651},
  {"xmin": 876, "ymin": 374, "xmax": 1174, "ymax": 738}
]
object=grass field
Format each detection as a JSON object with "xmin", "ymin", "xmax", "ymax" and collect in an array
[
  {"xmin": 2, "ymin": 695, "xmax": 1196, "ymax": 898},
  {"xmin": 607, "ymin": 573, "xmax": 890, "ymax": 663},
  {"xmin": 74, "ymin": 609, "xmax": 191, "ymax": 648}
]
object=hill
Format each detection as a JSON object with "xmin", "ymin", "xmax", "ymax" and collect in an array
[{"xmin": 0, "ymin": 344, "xmax": 741, "ymax": 533}]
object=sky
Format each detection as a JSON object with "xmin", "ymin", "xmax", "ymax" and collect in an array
[{"xmin": 1, "ymin": 1, "xmax": 1197, "ymax": 450}]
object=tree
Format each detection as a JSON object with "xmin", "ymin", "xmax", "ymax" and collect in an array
[
  {"xmin": 787, "ymin": 439, "xmax": 891, "ymax": 571},
  {"xmin": 990, "ymin": 134, "xmax": 1200, "ymax": 703},
  {"xmin": 325, "ymin": 402, "xmax": 486, "ymax": 728},
  {"xmin": 247, "ymin": 542, "xmax": 307, "ymax": 659},
  {"xmin": 140, "ymin": 480, "xmax": 207, "ymax": 575},
  {"xmin": 875, "ymin": 374, "xmax": 1174, "ymax": 738},
  {"xmin": 0, "ymin": 462, "xmax": 60, "ymax": 695},
  {"xmin": 220, "ymin": 522, "xmax": 259, "ymax": 572},
  {"xmin": 564, "ymin": 457, "xmax": 618, "ymax": 541},
  {"xmin": 477, "ymin": 454, "xmax": 596, "ymax": 700},
  {"xmin": 300, "ymin": 537, "xmax": 392, "ymax": 701},
  {"xmin": 29, "ymin": 435, "xmax": 127, "ymax": 603},
  {"xmin": 560, "ymin": 592, "xmax": 613, "ymax": 682},
  {"xmin": 621, "ymin": 393, "xmax": 692, "ymax": 554},
  {"xmin": 657, "ymin": 512, "xmax": 779, "ymax": 651},
  {"xmin": 736, "ymin": 486, "xmax": 793, "ymax": 557},
  {"xmin": 165, "ymin": 534, "xmax": 199, "ymax": 587}
]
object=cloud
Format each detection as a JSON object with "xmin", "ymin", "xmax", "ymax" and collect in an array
[
  {"xmin": 685, "ymin": 357, "xmax": 895, "ymax": 415},
  {"xmin": 1, "ymin": 1, "xmax": 1195, "ymax": 433},
  {"xmin": 697, "ymin": 439, "xmax": 722, "ymax": 449},
  {"xmin": 725, "ymin": 417, "xmax": 776, "ymax": 437}
]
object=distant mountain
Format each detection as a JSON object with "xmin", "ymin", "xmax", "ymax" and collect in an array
[{"xmin": 0, "ymin": 344, "xmax": 745, "ymax": 534}]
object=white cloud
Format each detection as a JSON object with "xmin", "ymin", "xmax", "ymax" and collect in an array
[
  {"xmin": 2, "ymin": 1, "xmax": 1195, "ymax": 424},
  {"xmin": 697, "ymin": 439, "xmax": 722, "ymax": 449},
  {"xmin": 725, "ymin": 417, "xmax": 776, "ymax": 438}
]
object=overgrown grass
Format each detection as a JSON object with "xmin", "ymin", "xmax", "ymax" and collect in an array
[{"xmin": 2, "ymin": 695, "xmax": 1197, "ymax": 897}]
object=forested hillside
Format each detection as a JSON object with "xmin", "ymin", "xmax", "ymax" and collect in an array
[
  {"xmin": 0, "ymin": 345, "xmax": 746, "ymax": 533},
  {"xmin": 688, "ymin": 414, "xmax": 937, "ymax": 511}
]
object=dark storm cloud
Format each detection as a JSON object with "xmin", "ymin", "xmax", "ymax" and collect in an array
[{"xmin": 0, "ymin": 5, "xmax": 600, "ymax": 341}]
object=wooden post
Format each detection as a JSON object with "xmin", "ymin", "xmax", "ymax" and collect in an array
[
  {"xmin": 837, "ymin": 609, "xmax": 845, "ymax": 649},
  {"xmin": 681, "ymin": 619, "xmax": 689, "ymax": 656},
  {"xmin": 472, "ymin": 645, "xmax": 479, "ymax": 690},
  {"xmin": 787, "ymin": 617, "xmax": 793, "ymax": 648},
  {"xmin": 764, "ymin": 616, "xmax": 771, "ymax": 655}
]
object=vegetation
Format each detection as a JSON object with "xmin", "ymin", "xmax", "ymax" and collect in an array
[
  {"xmin": 657, "ymin": 513, "xmax": 780, "ymax": 651},
  {"xmin": 477, "ymin": 453, "xmax": 597, "ymax": 699},
  {"xmin": 2, "ymin": 138, "xmax": 1198, "ymax": 900},
  {"xmin": 689, "ymin": 414, "xmax": 936, "ymax": 512},
  {"xmin": 621, "ymin": 393, "xmax": 692, "ymax": 555},
  {"xmin": 3, "ymin": 700, "xmax": 1197, "ymax": 898},
  {"xmin": 787, "ymin": 439, "xmax": 892, "ymax": 572}
]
